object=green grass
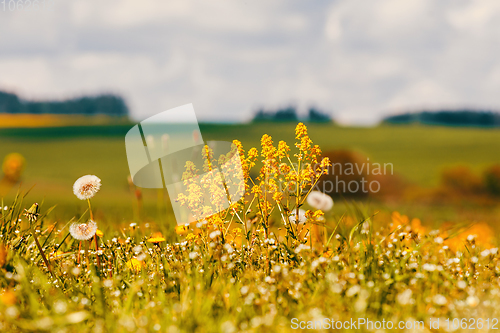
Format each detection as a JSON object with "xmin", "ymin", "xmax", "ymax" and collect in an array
[
  {"xmin": 0, "ymin": 188, "xmax": 499, "ymax": 332},
  {"xmin": 0, "ymin": 123, "xmax": 500, "ymax": 220},
  {"xmin": 200, "ymin": 123, "xmax": 500, "ymax": 186},
  {"xmin": 1, "ymin": 123, "xmax": 500, "ymax": 332}
]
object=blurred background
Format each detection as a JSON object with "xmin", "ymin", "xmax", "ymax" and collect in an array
[{"xmin": 1, "ymin": 0, "xmax": 500, "ymax": 226}]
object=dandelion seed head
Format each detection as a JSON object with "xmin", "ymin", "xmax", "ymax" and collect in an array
[
  {"xmin": 423, "ymin": 263, "xmax": 436, "ymax": 272},
  {"xmin": 209, "ymin": 230, "xmax": 221, "ymax": 239},
  {"xmin": 289, "ymin": 209, "xmax": 307, "ymax": 224},
  {"xmin": 306, "ymin": 191, "xmax": 334, "ymax": 212},
  {"xmin": 481, "ymin": 249, "xmax": 491, "ymax": 257},
  {"xmin": 433, "ymin": 294, "xmax": 447, "ymax": 306},
  {"xmin": 397, "ymin": 289, "xmax": 412, "ymax": 305},
  {"xmin": 69, "ymin": 220, "xmax": 98, "ymax": 241},
  {"xmin": 434, "ymin": 237, "xmax": 443, "ymax": 244},
  {"xmin": 346, "ymin": 285, "xmax": 360, "ymax": 297},
  {"xmin": 5, "ymin": 306, "xmax": 19, "ymax": 318},
  {"xmin": 240, "ymin": 286, "xmax": 249, "ymax": 295},
  {"xmin": 54, "ymin": 300, "xmax": 67, "ymax": 314},
  {"xmin": 73, "ymin": 175, "xmax": 101, "ymax": 200}
]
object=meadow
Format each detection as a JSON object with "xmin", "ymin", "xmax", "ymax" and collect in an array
[
  {"xmin": 1, "ymin": 122, "xmax": 500, "ymax": 332},
  {"xmin": 0, "ymin": 122, "xmax": 499, "ymax": 223}
]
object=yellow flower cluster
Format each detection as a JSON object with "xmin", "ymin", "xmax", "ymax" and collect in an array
[
  {"xmin": 251, "ymin": 123, "xmax": 330, "ymax": 238},
  {"xmin": 174, "ymin": 123, "xmax": 332, "ymax": 247}
]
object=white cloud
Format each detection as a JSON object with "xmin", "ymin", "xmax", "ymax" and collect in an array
[{"xmin": 1, "ymin": 0, "xmax": 500, "ymax": 124}]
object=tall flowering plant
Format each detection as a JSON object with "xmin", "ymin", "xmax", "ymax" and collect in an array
[
  {"xmin": 249, "ymin": 123, "xmax": 331, "ymax": 239},
  {"xmin": 72, "ymin": 175, "xmax": 101, "ymax": 266},
  {"xmin": 176, "ymin": 123, "xmax": 331, "ymax": 247}
]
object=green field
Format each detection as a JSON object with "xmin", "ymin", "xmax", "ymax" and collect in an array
[
  {"xmin": 2, "ymin": 122, "xmax": 500, "ymax": 332},
  {"xmin": 0, "ymin": 123, "xmax": 499, "ymax": 222}
]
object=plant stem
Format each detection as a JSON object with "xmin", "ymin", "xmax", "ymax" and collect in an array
[
  {"xmin": 87, "ymin": 199, "xmax": 94, "ymax": 221},
  {"xmin": 85, "ymin": 239, "xmax": 89, "ymax": 270},
  {"xmin": 32, "ymin": 230, "xmax": 53, "ymax": 277},
  {"xmin": 87, "ymin": 199, "xmax": 101, "ymax": 269},
  {"xmin": 78, "ymin": 241, "xmax": 81, "ymax": 264},
  {"xmin": 94, "ymin": 234, "xmax": 101, "ymax": 268}
]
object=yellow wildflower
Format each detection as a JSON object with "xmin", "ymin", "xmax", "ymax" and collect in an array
[
  {"xmin": 2, "ymin": 153, "xmax": 25, "ymax": 183},
  {"xmin": 226, "ymin": 234, "xmax": 243, "ymax": 248},
  {"xmin": 295, "ymin": 122, "xmax": 308, "ymax": 139},
  {"xmin": 126, "ymin": 258, "xmax": 145, "ymax": 273},
  {"xmin": 247, "ymin": 147, "xmax": 259, "ymax": 163},
  {"xmin": 0, "ymin": 289, "xmax": 16, "ymax": 306},
  {"xmin": 322, "ymin": 249, "xmax": 334, "ymax": 258},
  {"xmin": 261, "ymin": 134, "xmax": 276, "ymax": 160},
  {"xmin": 186, "ymin": 233, "xmax": 199, "ymax": 242},
  {"xmin": 277, "ymin": 140, "xmax": 290, "ymax": 159},
  {"xmin": 444, "ymin": 222, "xmax": 495, "ymax": 252},
  {"xmin": 148, "ymin": 232, "xmax": 166, "ymax": 243},
  {"xmin": 313, "ymin": 210, "xmax": 324, "ymax": 219},
  {"xmin": 410, "ymin": 218, "xmax": 426, "ymax": 237},
  {"xmin": 175, "ymin": 224, "xmax": 189, "ymax": 235},
  {"xmin": 391, "ymin": 211, "xmax": 409, "ymax": 230}
]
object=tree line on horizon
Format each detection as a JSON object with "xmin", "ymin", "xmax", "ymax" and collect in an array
[
  {"xmin": 0, "ymin": 90, "xmax": 129, "ymax": 116},
  {"xmin": 253, "ymin": 106, "xmax": 500, "ymax": 127},
  {"xmin": 252, "ymin": 106, "xmax": 333, "ymax": 123},
  {"xmin": 383, "ymin": 110, "xmax": 500, "ymax": 127},
  {"xmin": 2, "ymin": 89, "xmax": 497, "ymax": 127}
]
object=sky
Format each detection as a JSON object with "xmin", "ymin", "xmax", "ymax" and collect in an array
[{"xmin": 1, "ymin": 0, "xmax": 500, "ymax": 125}]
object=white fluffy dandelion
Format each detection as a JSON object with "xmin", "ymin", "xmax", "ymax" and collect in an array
[
  {"xmin": 289, "ymin": 209, "xmax": 307, "ymax": 224},
  {"xmin": 306, "ymin": 191, "xmax": 334, "ymax": 211},
  {"xmin": 69, "ymin": 220, "xmax": 98, "ymax": 241},
  {"xmin": 73, "ymin": 175, "xmax": 101, "ymax": 200}
]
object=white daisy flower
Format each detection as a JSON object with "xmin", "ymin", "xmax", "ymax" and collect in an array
[
  {"xmin": 73, "ymin": 175, "xmax": 101, "ymax": 200},
  {"xmin": 306, "ymin": 191, "xmax": 334, "ymax": 211},
  {"xmin": 69, "ymin": 220, "xmax": 98, "ymax": 240}
]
